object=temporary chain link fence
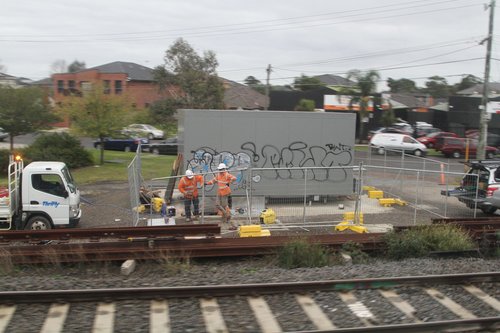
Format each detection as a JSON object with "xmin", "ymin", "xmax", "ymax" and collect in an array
[
  {"xmin": 127, "ymin": 145, "xmax": 142, "ymax": 226},
  {"xmin": 132, "ymin": 149, "xmax": 485, "ymax": 227}
]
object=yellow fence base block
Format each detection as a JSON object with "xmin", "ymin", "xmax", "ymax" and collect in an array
[
  {"xmin": 378, "ymin": 198, "xmax": 408, "ymax": 207},
  {"xmin": 378, "ymin": 198, "xmax": 396, "ymax": 207},
  {"xmin": 238, "ymin": 225, "xmax": 271, "ymax": 237},
  {"xmin": 239, "ymin": 225, "xmax": 262, "ymax": 233},
  {"xmin": 368, "ymin": 190, "xmax": 384, "ymax": 199},
  {"xmin": 395, "ymin": 199, "xmax": 407, "ymax": 206},
  {"xmin": 363, "ymin": 186, "xmax": 376, "ymax": 192},
  {"xmin": 334, "ymin": 221, "xmax": 368, "ymax": 233}
]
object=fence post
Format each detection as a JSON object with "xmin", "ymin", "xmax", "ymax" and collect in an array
[
  {"xmin": 249, "ymin": 169, "xmax": 254, "ymax": 224},
  {"xmin": 354, "ymin": 162, "xmax": 363, "ymax": 225},
  {"xmin": 303, "ymin": 168, "xmax": 308, "ymax": 224},
  {"xmin": 201, "ymin": 174, "xmax": 205, "ymax": 224},
  {"xmin": 414, "ymin": 170, "xmax": 420, "ymax": 225}
]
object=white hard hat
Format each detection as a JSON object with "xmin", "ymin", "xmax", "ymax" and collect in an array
[
  {"xmin": 186, "ymin": 170, "xmax": 194, "ymax": 179},
  {"xmin": 217, "ymin": 163, "xmax": 227, "ymax": 170}
]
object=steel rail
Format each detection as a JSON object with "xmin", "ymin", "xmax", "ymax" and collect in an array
[
  {"xmin": 1, "ymin": 233, "xmax": 386, "ymax": 264},
  {"xmin": 294, "ymin": 317, "xmax": 499, "ymax": 333},
  {"xmin": 0, "ymin": 224, "xmax": 221, "ymax": 242},
  {"xmin": 432, "ymin": 216, "xmax": 500, "ymax": 223},
  {"xmin": 0, "ymin": 272, "xmax": 498, "ymax": 303}
]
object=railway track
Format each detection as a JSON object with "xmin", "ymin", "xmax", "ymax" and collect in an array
[{"xmin": 1, "ymin": 273, "xmax": 499, "ymax": 332}]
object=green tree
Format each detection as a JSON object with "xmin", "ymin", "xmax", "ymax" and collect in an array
[
  {"xmin": 424, "ymin": 76, "xmax": 450, "ymax": 98},
  {"xmin": 68, "ymin": 60, "xmax": 86, "ymax": 73},
  {"xmin": 244, "ymin": 75, "xmax": 266, "ymax": 94},
  {"xmin": 293, "ymin": 74, "xmax": 324, "ymax": 91},
  {"xmin": 153, "ymin": 38, "xmax": 224, "ymax": 109},
  {"xmin": 0, "ymin": 86, "xmax": 58, "ymax": 151},
  {"xmin": 57, "ymin": 84, "xmax": 135, "ymax": 164},
  {"xmin": 380, "ymin": 102, "xmax": 396, "ymax": 128},
  {"xmin": 294, "ymin": 99, "xmax": 315, "ymax": 111},
  {"xmin": 387, "ymin": 78, "xmax": 418, "ymax": 93},
  {"xmin": 244, "ymin": 76, "xmax": 261, "ymax": 86},
  {"xmin": 452, "ymin": 74, "xmax": 482, "ymax": 93},
  {"xmin": 344, "ymin": 69, "xmax": 380, "ymax": 142}
]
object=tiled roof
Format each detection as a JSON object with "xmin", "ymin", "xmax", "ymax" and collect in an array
[
  {"xmin": 222, "ymin": 79, "xmax": 269, "ymax": 110},
  {"xmin": 456, "ymin": 82, "xmax": 500, "ymax": 95},
  {"xmin": 87, "ymin": 61, "xmax": 154, "ymax": 81}
]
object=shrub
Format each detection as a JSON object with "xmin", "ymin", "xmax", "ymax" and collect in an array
[
  {"xmin": 341, "ymin": 241, "xmax": 371, "ymax": 264},
  {"xmin": 23, "ymin": 132, "xmax": 93, "ymax": 168},
  {"xmin": 384, "ymin": 224, "xmax": 475, "ymax": 260},
  {"xmin": 277, "ymin": 238, "xmax": 332, "ymax": 268}
]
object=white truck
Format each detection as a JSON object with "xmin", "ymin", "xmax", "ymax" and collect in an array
[{"xmin": 0, "ymin": 156, "xmax": 81, "ymax": 230}]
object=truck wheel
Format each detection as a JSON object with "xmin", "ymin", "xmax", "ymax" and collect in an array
[
  {"xmin": 95, "ymin": 143, "xmax": 101, "ymax": 150},
  {"xmin": 152, "ymin": 147, "xmax": 160, "ymax": 155},
  {"xmin": 124, "ymin": 146, "xmax": 131, "ymax": 152},
  {"xmin": 377, "ymin": 147, "xmax": 385, "ymax": 155},
  {"xmin": 452, "ymin": 151, "xmax": 461, "ymax": 158},
  {"xmin": 25, "ymin": 216, "xmax": 52, "ymax": 230},
  {"xmin": 414, "ymin": 149, "xmax": 423, "ymax": 157},
  {"xmin": 487, "ymin": 151, "xmax": 495, "ymax": 159},
  {"xmin": 428, "ymin": 143, "xmax": 434, "ymax": 148},
  {"xmin": 148, "ymin": 133, "xmax": 154, "ymax": 140},
  {"xmin": 481, "ymin": 206, "xmax": 497, "ymax": 214}
]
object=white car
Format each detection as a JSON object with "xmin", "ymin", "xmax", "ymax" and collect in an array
[
  {"xmin": 123, "ymin": 124, "xmax": 164, "ymax": 140},
  {"xmin": 0, "ymin": 127, "xmax": 7, "ymax": 141},
  {"xmin": 370, "ymin": 133, "xmax": 427, "ymax": 157}
]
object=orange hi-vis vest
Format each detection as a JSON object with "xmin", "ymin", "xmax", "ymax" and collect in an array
[
  {"xmin": 178, "ymin": 175, "xmax": 203, "ymax": 198},
  {"xmin": 207, "ymin": 172, "xmax": 236, "ymax": 197}
]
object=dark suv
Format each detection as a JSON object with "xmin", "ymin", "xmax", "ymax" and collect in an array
[
  {"xmin": 442, "ymin": 160, "xmax": 500, "ymax": 214},
  {"xmin": 437, "ymin": 137, "xmax": 497, "ymax": 159}
]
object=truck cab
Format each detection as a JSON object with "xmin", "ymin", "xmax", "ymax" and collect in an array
[{"xmin": 0, "ymin": 158, "xmax": 81, "ymax": 230}]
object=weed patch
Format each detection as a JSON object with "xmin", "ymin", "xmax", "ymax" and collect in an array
[
  {"xmin": 277, "ymin": 238, "xmax": 334, "ymax": 269},
  {"xmin": 384, "ymin": 224, "xmax": 475, "ymax": 260}
]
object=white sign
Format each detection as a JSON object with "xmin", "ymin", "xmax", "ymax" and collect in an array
[{"xmin": 486, "ymin": 101, "xmax": 500, "ymax": 114}]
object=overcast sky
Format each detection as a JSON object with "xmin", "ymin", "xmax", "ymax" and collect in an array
[{"xmin": 1, "ymin": 0, "xmax": 497, "ymax": 90}]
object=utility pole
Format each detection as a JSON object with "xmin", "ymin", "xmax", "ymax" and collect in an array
[
  {"xmin": 478, "ymin": 0, "xmax": 495, "ymax": 160},
  {"xmin": 265, "ymin": 64, "xmax": 272, "ymax": 110}
]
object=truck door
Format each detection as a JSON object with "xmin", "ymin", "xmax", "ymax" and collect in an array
[{"xmin": 28, "ymin": 173, "xmax": 70, "ymax": 226}]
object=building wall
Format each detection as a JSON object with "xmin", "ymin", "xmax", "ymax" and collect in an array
[
  {"xmin": 179, "ymin": 109, "xmax": 356, "ymax": 196},
  {"xmin": 52, "ymin": 71, "xmax": 175, "ymax": 126}
]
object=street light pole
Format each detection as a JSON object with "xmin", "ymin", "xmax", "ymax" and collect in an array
[{"xmin": 478, "ymin": 0, "xmax": 495, "ymax": 160}]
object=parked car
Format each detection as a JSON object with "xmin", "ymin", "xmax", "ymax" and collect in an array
[
  {"xmin": 438, "ymin": 137, "xmax": 497, "ymax": 159},
  {"xmin": 367, "ymin": 127, "xmax": 407, "ymax": 141},
  {"xmin": 369, "ymin": 133, "xmax": 427, "ymax": 157},
  {"xmin": 93, "ymin": 133, "xmax": 149, "ymax": 152},
  {"xmin": 145, "ymin": 137, "xmax": 178, "ymax": 155},
  {"xmin": 0, "ymin": 127, "xmax": 7, "ymax": 141},
  {"xmin": 417, "ymin": 131, "xmax": 458, "ymax": 148},
  {"xmin": 415, "ymin": 126, "xmax": 441, "ymax": 138},
  {"xmin": 442, "ymin": 159, "xmax": 500, "ymax": 214},
  {"xmin": 465, "ymin": 130, "xmax": 500, "ymax": 148},
  {"xmin": 122, "ymin": 124, "xmax": 165, "ymax": 140}
]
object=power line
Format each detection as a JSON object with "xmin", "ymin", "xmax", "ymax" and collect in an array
[{"xmin": 0, "ymin": 1, "xmax": 483, "ymax": 43}]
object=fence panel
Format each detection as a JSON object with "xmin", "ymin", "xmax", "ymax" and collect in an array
[
  {"xmin": 248, "ymin": 166, "xmax": 360, "ymax": 226},
  {"xmin": 362, "ymin": 165, "xmax": 478, "ymax": 223},
  {"xmin": 127, "ymin": 146, "xmax": 142, "ymax": 226}
]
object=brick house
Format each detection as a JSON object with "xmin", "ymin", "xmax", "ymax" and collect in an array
[{"xmin": 52, "ymin": 61, "xmax": 177, "ymax": 126}]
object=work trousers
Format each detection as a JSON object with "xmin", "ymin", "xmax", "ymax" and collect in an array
[{"xmin": 183, "ymin": 196, "xmax": 199, "ymax": 219}]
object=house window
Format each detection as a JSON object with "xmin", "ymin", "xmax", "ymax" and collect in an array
[
  {"xmin": 68, "ymin": 80, "xmax": 75, "ymax": 91},
  {"xmin": 81, "ymin": 82, "xmax": 92, "ymax": 96},
  {"xmin": 103, "ymin": 80, "xmax": 111, "ymax": 94},
  {"xmin": 115, "ymin": 80, "xmax": 122, "ymax": 95},
  {"xmin": 57, "ymin": 80, "xmax": 64, "ymax": 93}
]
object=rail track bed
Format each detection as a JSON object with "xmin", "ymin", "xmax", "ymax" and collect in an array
[{"xmin": 1, "ymin": 273, "xmax": 499, "ymax": 332}]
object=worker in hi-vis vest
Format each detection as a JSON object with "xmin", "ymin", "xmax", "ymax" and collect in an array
[
  {"xmin": 206, "ymin": 163, "xmax": 237, "ymax": 229},
  {"xmin": 178, "ymin": 169, "xmax": 203, "ymax": 222}
]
